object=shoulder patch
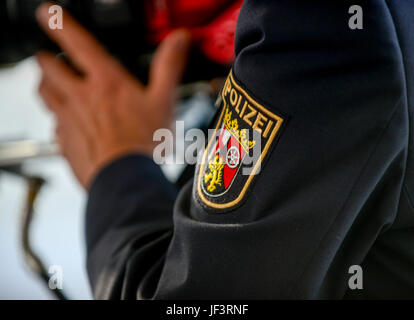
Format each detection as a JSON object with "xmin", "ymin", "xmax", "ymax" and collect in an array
[{"xmin": 194, "ymin": 70, "xmax": 286, "ymax": 212}]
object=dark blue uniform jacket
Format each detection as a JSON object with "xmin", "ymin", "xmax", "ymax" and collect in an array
[{"xmin": 86, "ymin": 0, "xmax": 414, "ymax": 299}]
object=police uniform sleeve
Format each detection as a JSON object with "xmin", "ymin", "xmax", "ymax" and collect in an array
[
  {"xmin": 86, "ymin": 0, "xmax": 414, "ymax": 299},
  {"xmin": 86, "ymin": 155, "xmax": 177, "ymax": 299}
]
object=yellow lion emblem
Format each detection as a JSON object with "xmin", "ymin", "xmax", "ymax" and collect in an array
[{"xmin": 204, "ymin": 154, "xmax": 225, "ymax": 193}]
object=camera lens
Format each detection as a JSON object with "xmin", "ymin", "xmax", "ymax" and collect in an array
[
  {"xmin": 0, "ymin": 0, "xmax": 142, "ymax": 66},
  {"xmin": 0, "ymin": 0, "xmax": 53, "ymax": 64}
]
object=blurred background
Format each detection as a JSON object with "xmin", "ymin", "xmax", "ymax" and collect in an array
[{"xmin": 0, "ymin": 57, "xmax": 92, "ymax": 299}]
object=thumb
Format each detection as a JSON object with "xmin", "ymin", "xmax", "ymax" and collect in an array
[{"xmin": 149, "ymin": 29, "xmax": 191, "ymax": 100}]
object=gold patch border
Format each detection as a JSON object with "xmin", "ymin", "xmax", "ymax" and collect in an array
[{"xmin": 197, "ymin": 70, "xmax": 284, "ymax": 210}]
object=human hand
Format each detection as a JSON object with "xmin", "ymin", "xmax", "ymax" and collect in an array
[{"xmin": 36, "ymin": 3, "xmax": 190, "ymax": 189}]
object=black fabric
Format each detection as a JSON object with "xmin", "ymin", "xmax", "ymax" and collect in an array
[{"xmin": 85, "ymin": 0, "xmax": 414, "ymax": 299}]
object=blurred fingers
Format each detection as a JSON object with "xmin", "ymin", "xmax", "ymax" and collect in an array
[
  {"xmin": 149, "ymin": 29, "xmax": 191, "ymax": 103},
  {"xmin": 37, "ymin": 51, "xmax": 80, "ymax": 96},
  {"xmin": 36, "ymin": 2, "xmax": 114, "ymax": 76}
]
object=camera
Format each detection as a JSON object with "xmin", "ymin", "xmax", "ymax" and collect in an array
[{"xmin": 0, "ymin": 0, "xmax": 237, "ymax": 82}]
